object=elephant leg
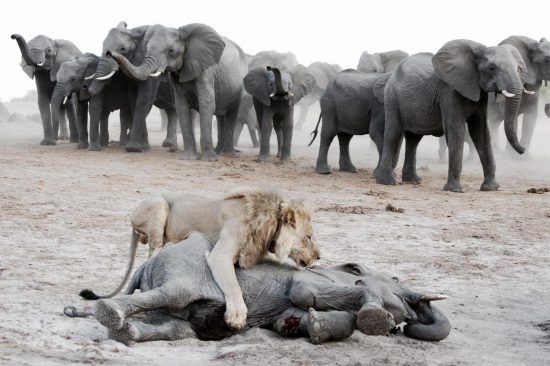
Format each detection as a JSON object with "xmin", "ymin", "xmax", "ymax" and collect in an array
[
  {"xmin": 95, "ymin": 285, "xmax": 195, "ymax": 331},
  {"xmin": 35, "ymin": 75, "xmax": 55, "ymax": 145},
  {"xmin": 258, "ymin": 108, "xmax": 274, "ymax": 163},
  {"xmin": 467, "ymin": 114, "xmax": 499, "ymax": 191},
  {"xmin": 464, "ymin": 132, "xmax": 476, "ymax": 163},
  {"xmin": 295, "ymin": 103, "xmax": 310, "ymax": 130},
  {"xmin": 438, "ymin": 136, "xmax": 447, "ymax": 163},
  {"xmin": 315, "ymin": 112, "xmax": 336, "ymax": 174},
  {"xmin": 370, "ymin": 109, "xmax": 385, "ymax": 172},
  {"xmin": 108, "ymin": 314, "xmax": 196, "ymax": 346},
  {"xmin": 247, "ymin": 112, "xmax": 260, "ymax": 148},
  {"xmin": 100, "ymin": 112, "xmax": 110, "ymax": 147},
  {"xmin": 215, "ymin": 115, "xmax": 226, "ymax": 154},
  {"xmin": 196, "ymin": 83, "xmax": 217, "ymax": 161},
  {"xmin": 119, "ymin": 107, "xmax": 132, "ymax": 147},
  {"xmin": 174, "ymin": 84, "xmax": 198, "ymax": 160},
  {"xmin": 66, "ymin": 96, "xmax": 78, "ymax": 142},
  {"xmin": 159, "ymin": 109, "xmax": 168, "ymax": 132},
  {"xmin": 88, "ymin": 98, "xmax": 103, "ymax": 151},
  {"xmin": 443, "ymin": 111, "xmax": 465, "ymax": 192},
  {"xmin": 55, "ymin": 104, "xmax": 67, "ymax": 141},
  {"xmin": 219, "ymin": 106, "xmax": 239, "ymax": 156},
  {"xmin": 337, "ymin": 133, "xmax": 357, "ymax": 173},
  {"xmin": 514, "ymin": 107, "xmax": 538, "ymax": 156},
  {"xmin": 280, "ymin": 110, "xmax": 293, "ymax": 161},
  {"xmin": 375, "ymin": 101, "xmax": 402, "ymax": 185},
  {"xmin": 76, "ymin": 101, "xmax": 89, "ymax": 149},
  {"xmin": 126, "ymin": 80, "xmax": 159, "ymax": 152},
  {"xmin": 402, "ymin": 132, "xmax": 423, "ymax": 184},
  {"xmin": 161, "ymin": 108, "xmax": 178, "ymax": 148},
  {"xmin": 233, "ymin": 119, "xmax": 244, "ymax": 147},
  {"xmin": 274, "ymin": 120, "xmax": 283, "ymax": 158},
  {"xmin": 289, "ymin": 281, "xmax": 394, "ymax": 336}
]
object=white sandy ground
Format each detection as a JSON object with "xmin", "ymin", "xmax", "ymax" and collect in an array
[{"xmin": 1, "ymin": 107, "xmax": 550, "ymax": 365}]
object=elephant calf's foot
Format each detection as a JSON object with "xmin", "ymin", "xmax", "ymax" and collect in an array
[
  {"xmin": 257, "ymin": 155, "xmax": 270, "ymax": 164},
  {"xmin": 95, "ymin": 299, "xmax": 127, "ymax": 330},
  {"xmin": 375, "ymin": 170, "xmax": 397, "ymax": 185},
  {"xmin": 58, "ymin": 131, "xmax": 70, "ymax": 141},
  {"xmin": 307, "ymin": 308, "xmax": 355, "ymax": 345},
  {"xmin": 180, "ymin": 149, "xmax": 199, "ymax": 160},
  {"xmin": 89, "ymin": 142, "xmax": 102, "ymax": 151},
  {"xmin": 108, "ymin": 321, "xmax": 139, "ymax": 346},
  {"xmin": 162, "ymin": 139, "xmax": 178, "ymax": 148},
  {"xmin": 480, "ymin": 179, "xmax": 500, "ymax": 192},
  {"xmin": 402, "ymin": 171, "xmax": 422, "ymax": 184},
  {"xmin": 77, "ymin": 141, "xmax": 89, "ymax": 150},
  {"xmin": 443, "ymin": 181, "xmax": 464, "ymax": 193},
  {"xmin": 339, "ymin": 161, "xmax": 358, "ymax": 173},
  {"xmin": 315, "ymin": 163, "xmax": 332, "ymax": 174},
  {"xmin": 356, "ymin": 305, "xmax": 395, "ymax": 336},
  {"xmin": 199, "ymin": 149, "xmax": 219, "ymax": 162},
  {"xmin": 125, "ymin": 142, "xmax": 144, "ymax": 153},
  {"xmin": 40, "ymin": 137, "xmax": 57, "ymax": 146}
]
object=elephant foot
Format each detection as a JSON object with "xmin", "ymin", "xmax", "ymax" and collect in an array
[
  {"xmin": 108, "ymin": 321, "xmax": 139, "ymax": 346},
  {"xmin": 480, "ymin": 179, "xmax": 500, "ymax": 192},
  {"xmin": 162, "ymin": 139, "xmax": 178, "ymax": 148},
  {"xmin": 280, "ymin": 155, "xmax": 291, "ymax": 163},
  {"xmin": 315, "ymin": 164, "xmax": 332, "ymax": 174},
  {"xmin": 89, "ymin": 142, "xmax": 102, "ymax": 151},
  {"xmin": 339, "ymin": 161, "xmax": 358, "ymax": 173},
  {"xmin": 252, "ymin": 143, "xmax": 260, "ymax": 148},
  {"xmin": 125, "ymin": 142, "xmax": 144, "ymax": 153},
  {"xmin": 219, "ymin": 147, "xmax": 238, "ymax": 157},
  {"xmin": 443, "ymin": 181, "xmax": 464, "ymax": 193},
  {"xmin": 40, "ymin": 138, "xmax": 56, "ymax": 146},
  {"xmin": 100, "ymin": 140, "xmax": 109, "ymax": 147},
  {"xmin": 375, "ymin": 170, "xmax": 397, "ymax": 185},
  {"xmin": 356, "ymin": 305, "xmax": 395, "ymax": 336},
  {"xmin": 70, "ymin": 136, "xmax": 79, "ymax": 144},
  {"xmin": 402, "ymin": 172, "xmax": 422, "ymax": 184},
  {"xmin": 199, "ymin": 150, "xmax": 219, "ymax": 162},
  {"xmin": 77, "ymin": 141, "xmax": 89, "ymax": 150},
  {"xmin": 307, "ymin": 308, "xmax": 354, "ymax": 345},
  {"xmin": 58, "ymin": 131, "xmax": 70, "ymax": 141},
  {"xmin": 95, "ymin": 299, "xmax": 126, "ymax": 331},
  {"xmin": 257, "ymin": 155, "xmax": 270, "ymax": 164},
  {"xmin": 180, "ymin": 149, "xmax": 199, "ymax": 160}
]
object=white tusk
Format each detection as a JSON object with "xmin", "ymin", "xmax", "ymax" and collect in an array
[
  {"xmin": 36, "ymin": 62, "xmax": 44, "ymax": 67},
  {"xmin": 420, "ymin": 294, "xmax": 449, "ymax": 301},
  {"xmin": 501, "ymin": 90, "xmax": 516, "ymax": 98},
  {"xmin": 149, "ymin": 71, "xmax": 162, "ymax": 77},
  {"xmin": 269, "ymin": 93, "xmax": 275, "ymax": 97},
  {"xmin": 96, "ymin": 71, "xmax": 115, "ymax": 80},
  {"xmin": 288, "ymin": 92, "xmax": 294, "ymax": 97},
  {"xmin": 84, "ymin": 73, "xmax": 96, "ymax": 80},
  {"xmin": 63, "ymin": 96, "xmax": 68, "ymax": 104},
  {"xmin": 523, "ymin": 88, "xmax": 536, "ymax": 95}
]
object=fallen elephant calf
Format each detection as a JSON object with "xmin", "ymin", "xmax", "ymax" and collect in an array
[{"xmin": 66, "ymin": 232, "xmax": 450, "ymax": 345}]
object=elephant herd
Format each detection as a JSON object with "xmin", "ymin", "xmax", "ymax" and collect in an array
[{"xmin": 12, "ymin": 24, "xmax": 550, "ymax": 192}]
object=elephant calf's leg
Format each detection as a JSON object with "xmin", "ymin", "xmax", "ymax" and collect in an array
[
  {"xmin": 109, "ymin": 317, "xmax": 197, "ymax": 346},
  {"xmin": 337, "ymin": 133, "xmax": 357, "ymax": 173},
  {"xmin": 401, "ymin": 132, "xmax": 423, "ymax": 184}
]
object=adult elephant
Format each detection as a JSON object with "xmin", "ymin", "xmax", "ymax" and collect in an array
[
  {"xmin": 308, "ymin": 69, "xmax": 390, "ymax": 174},
  {"xmin": 51, "ymin": 53, "xmax": 178, "ymax": 150},
  {"xmin": 244, "ymin": 66, "xmax": 315, "ymax": 162},
  {"xmin": 357, "ymin": 50, "xmax": 409, "ymax": 73},
  {"xmin": 11, "ymin": 34, "xmax": 81, "ymax": 145},
  {"xmin": 108, "ymin": 24, "xmax": 247, "ymax": 161},
  {"xmin": 294, "ymin": 62, "xmax": 342, "ymax": 130},
  {"xmin": 76, "ymin": 233, "xmax": 450, "ymax": 344},
  {"xmin": 488, "ymin": 36, "xmax": 550, "ymax": 155},
  {"xmin": 546, "ymin": 103, "xmax": 550, "ymax": 118},
  {"xmin": 375, "ymin": 40, "xmax": 528, "ymax": 192}
]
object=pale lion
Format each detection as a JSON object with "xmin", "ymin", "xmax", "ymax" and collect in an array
[{"xmin": 80, "ymin": 187, "xmax": 321, "ymax": 329}]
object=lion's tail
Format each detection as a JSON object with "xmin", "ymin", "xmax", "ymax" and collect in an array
[{"xmin": 79, "ymin": 230, "xmax": 139, "ymax": 300}]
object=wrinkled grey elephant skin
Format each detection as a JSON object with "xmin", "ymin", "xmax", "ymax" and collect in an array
[{"xmin": 85, "ymin": 233, "xmax": 450, "ymax": 345}]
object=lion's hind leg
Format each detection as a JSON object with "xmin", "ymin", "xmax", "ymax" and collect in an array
[{"xmin": 130, "ymin": 196, "xmax": 170, "ymax": 257}]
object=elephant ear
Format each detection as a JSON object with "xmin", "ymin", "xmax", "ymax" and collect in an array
[
  {"xmin": 243, "ymin": 67, "xmax": 271, "ymax": 106},
  {"xmin": 432, "ymin": 39, "xmax": 486, "ymax": 102},
  {"xmin": 333, "ymin": 262, "xmax": 367, "ymax": 276},
  {"xmin": 79, "ymin": 54, "xmax": 100, "ymax": 100},
  {"xmin": 289, "ymin": 65, "xmax": 316, "ymax": 106},
  {"xmin": 21, "ymin": 62, "xmax": 34, "ymax": 79},
  {"xmin": 501, "ymin": 44, "xmax": 528, "ymax": 83},
  {"xmin": 178, "ymin": 23, "xmax": 226, "ymax": 82},
  {"xmin": 499, "ymin": 35, "xmax": 537, "ymax": 85},
  {"xmin": 373, "ymin": 72, "xmax": 392, "ymax": 104},
  {"xmin": 51, "ymin": 39, "xmax": 82, "ymax": 82},
  {"xmin": 379, "ymin": 50, "xmax": 409, "ymax": 72}
]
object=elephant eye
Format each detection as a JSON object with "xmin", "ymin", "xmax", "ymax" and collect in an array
[
  {"xmin": 46, "ymin": 48, "xmax": 52, "ymax": 54},
  {"xmin": 545, "ymin": 56, "xmax": 550, "ymax": 64},
  {"xmin": 119, "ymin": 46, "xmax": 126, "ymax": 52},
  {"xmin": 488, "ymin": 64, "xmax": 496, "ymax": 73},
  {"xmin": 168, "ymin": 47, "xmax": 175, "ymax": 54}
]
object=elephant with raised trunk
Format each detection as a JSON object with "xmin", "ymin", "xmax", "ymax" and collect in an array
[
  {"xmin": 11, "ymin": 34, "xmax": 81, "ymax": 145},
  {"xmin": 108, "ymin": 23, "xmax": 247, "ymax": 161},
  {"xmin": 357, "ymin": 50, "xmax": 409, "ymax": 73},
  {"xmin": 376, "ymin": 40, "xmax": 528, "ymax": 192},
  {"xmin": 488, "ymin": 36, "xmax": 550, "ymax": 155},
  {"xmin": 244, "ymin": 66, "xmax": 315, "ymax": 163},
  {"xmin": 308, "ymin": 69, "xmax": 390, "ymax": 174},
  {"xmin": 73, "ymin": 233, "xmax": 450, "ymax": 345}
]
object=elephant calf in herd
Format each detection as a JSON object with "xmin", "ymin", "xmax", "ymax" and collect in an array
[{"xmin": 12, "ymin": 26, "xmax": 550, "ymax": 191}]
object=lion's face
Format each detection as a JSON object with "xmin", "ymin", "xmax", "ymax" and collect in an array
[{"xmin": 276, "ymin": 201, "xmax": 321, "ymax": 267}]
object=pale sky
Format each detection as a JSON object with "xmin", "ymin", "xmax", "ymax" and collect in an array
[{"xmin": 1, "ymin": 0, "xmax": 549, "ymax": 101}]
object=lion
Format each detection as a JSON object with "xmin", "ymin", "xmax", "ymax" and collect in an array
[{"xmin": 80, "ymin": 187, "xmax": 321, "ymax": 330}]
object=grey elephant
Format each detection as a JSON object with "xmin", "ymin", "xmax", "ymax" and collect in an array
[
  {"xmin": 108, "ymin": 23, "xmax": 247, "ymax": 161},
  {"xmin": 376, "ymin": 40, "xmax": 528, "ymax": 192},
  {"xmin": 244, "ymin": 66, "xmax": 316, "ymax": 162},
  {"xmin": 51, "ymin": 53, "xmax": 178, "ymax": 150},
  {"xmin": 74, "ymin": 233, "xmax": 450, "ymax": 345},
  {"xmin": 357, "ymin": 50, "xmax": 409, "ymax": 73},
  {"xmin": 308, "ymin": 69, "xmax": 390, "ymax": 174},
  {"xmin": 294, "ymin": 62, "xmax": 343, "ymax": 130},
  {"xmin": 546, "ymin": 103, "xmax": 550, "ymax": 118},
  {"xmin": 438, "ymin": 133, "xmax": 476, "ymax": 163},
  {"xmin": 488, "ymin": 36, "xmax": 550, "ymax": 155},
  {"xmin": 11, "ymin": 34, "xmax": 81, "ymax": 145}
]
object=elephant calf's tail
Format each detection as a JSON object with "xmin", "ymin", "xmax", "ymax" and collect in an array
[
  {"xmin": 307, "ymin": 113, "xmax": 323, "ymax": 146},
  {"xmin": 79, "ymin": 230, "xmax": 140, "ymax": 300}
]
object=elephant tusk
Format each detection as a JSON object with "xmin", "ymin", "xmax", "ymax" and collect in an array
[
  {"xmin": 270, "ymin": 93, "xmax": 275, "ymax": 97},
  {"xmin": 523, "ymin": 88, "xmax": 536, "ymax": 95},
  {"xmin": 149, "ymin": 71, "xmax": 162, "ymax": 77},
  {"xmin": 96, "ymin": 71, "xmax": 115, "ymax": 80},
  {"xmin": 501, "ymin": 90, "xmax": 516, "ymax": 98},
  {"xmin": 420, "ymin": 294, "xmax": 448, "ymax": 301},
  {"xmin": 288, "ymin": 92, "xmax": 294, "ymax": 97},
  {"xmin": 84, "ymin": 73, "xmax": 96, "ymax": 80},
  {"xmin": 63, "ymin": 96, "xmax": 68, "ymax": 104},
  {"xmin": 36, "ymin": 62, "xmax": 44, "ymax": 67}
]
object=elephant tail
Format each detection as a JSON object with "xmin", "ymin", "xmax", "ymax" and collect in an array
[
  {"xmin": 79, "ymin": 230, "xmax": 140, "ymax": 300},
  {"xmin": 307, "ymin": 113, "xmax": 322, "ymax": 146}
]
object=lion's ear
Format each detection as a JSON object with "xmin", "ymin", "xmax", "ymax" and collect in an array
[{"xmin": 281, "ymin": 205, "xmax": 296, "ymax": 228}]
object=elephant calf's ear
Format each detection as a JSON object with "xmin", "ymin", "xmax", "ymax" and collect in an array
[
  {"xmin": 243, "ymin": 67, "xmax": 271, "ymax": 106},
  {"xmin": 289, "ymin": 65, "xmax": 316, "ymax": 106},
  {"xmin": 334, "ymin": 262, "xmax": 367, "ymax": 276}
]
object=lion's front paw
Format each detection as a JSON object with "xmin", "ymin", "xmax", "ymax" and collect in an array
[{"xmin": 224, "ymin": 300, "xmax": 248, "ymax": 330}]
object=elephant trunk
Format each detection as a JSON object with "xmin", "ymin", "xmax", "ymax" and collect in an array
[
  {"xmin": 11, "ymin": 34, "xmax": 34, "ymax": 65},
  {"xmin": 403, "ymin": 303, "xmax": 451, "ymax": 341},
  {"xmin": 109, "ymin": 51, "xmax": 158, "ymax": 81},
  {"xmin": 50, "ymin": 82, "xmax": 69, "ymax": 130},
  {"xmin": 269, "ymin": 67, "xmax": 287, "ymax": 95},
  {"xmin": 502, "ymin": 86, "xmax": 525, "ymax": 154},
  {"xmin": 88, "ymin": 57, "xmax": 118, "ymax": 96}
]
